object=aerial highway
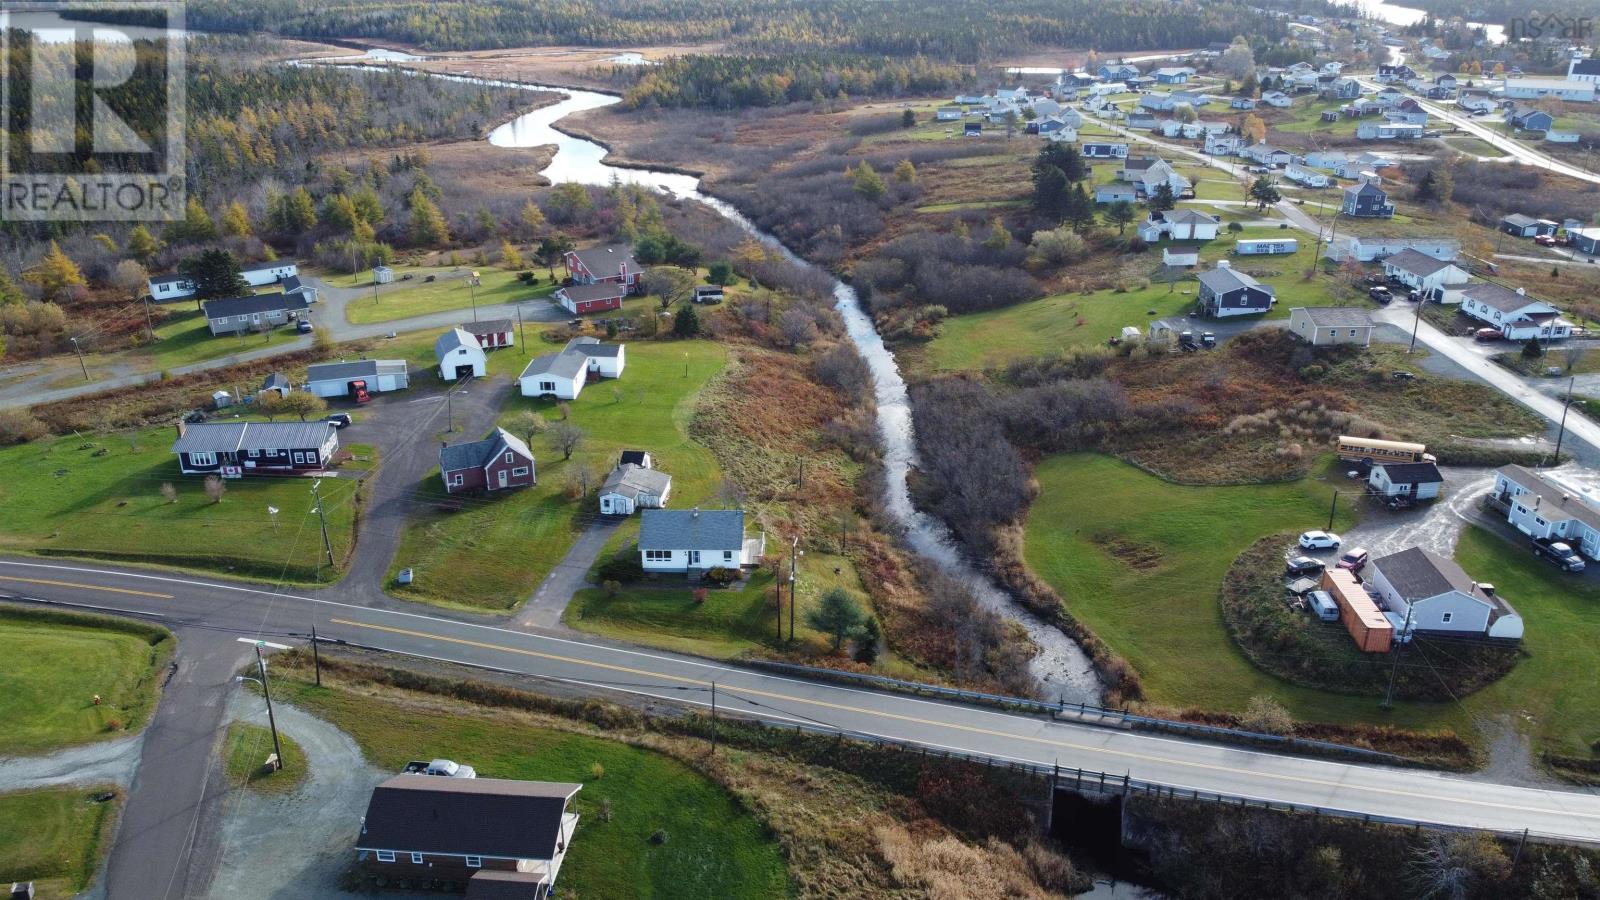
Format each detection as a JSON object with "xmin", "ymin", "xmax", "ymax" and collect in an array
[{"xmin": 4, "ymin": 556, "xmax": 1600, "ymax": 845}]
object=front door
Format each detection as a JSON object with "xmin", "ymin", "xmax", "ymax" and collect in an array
[
  {"xmin": 497, "ymin": 469, "xmax": 508, "ymax": 489},
  {"xmin": 688, "ymin": 551, "xmax": 701, "ymax": 567}
]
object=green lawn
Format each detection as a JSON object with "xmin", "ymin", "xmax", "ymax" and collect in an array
[
  {"xmin": 1451, "ymin": 528, "xmax": 1600, "ymax": 759},
  {"xmin": 923, "ymin": 226, "xmax": 1350, "ymax": 371},
  {"xmin": 222, "ymin": 721, "xmax": 308, "ymax": 794},
  {"xmin": 566, "ymin": 554, "xmax": 869, "ymax": 660},
  {"xmin": 0, "ymin": 788, "xmax": 120, "ymax": 900},
  {"xmin": 122, "ymin": 309, "xmax": 305, "ymax": 371},
  {"xmin": 283, "ymin": 678, "xmax": 789, "ymax": 899},
  {"xmin": 386, "ymin": 340, "xmax": 728, "ymax": 610},
  {"xmin": 0, "ymin": 609, "xmax": 172, "ymax": 756},
  {"xmin": 337, "ymin": 265, "xmax": 558, "ymax": 325},
  {"xmin": 0, "ymin": 429, "xmax": 362, "ymax": 583},
  {"xmin": 1021, "ymin": 454, "xmax": 1469, "ymax": 731}
]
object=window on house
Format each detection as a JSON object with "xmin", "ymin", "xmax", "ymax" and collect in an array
[
  {"xmin": 451, "ymin": 474, "xmax": 464, "ymax": 486},
  {"xmin": 724, "ymin": 551, "xmax": 735, "ymax": 562},
  {"xmin": 465, "ymin": 857, "xmax": 482, "ymax": 868},
  {"xmin": 1441, "ymin": 612, "xmax": 1453, "ymax": 624},
  {"xmin": 189, "ymin": 452, "xmax": 216, "ymax": 467},
  {"xmin": 248, "ymin": 448, "xmax": 259, "ymax": 458},
  {"xmin": 540, "ymin": 381, "xmax": 556, "ymax": 392},
  {"xmin": 1536, "ymin": 517, "xmax": 1547, "ymax": 526},
  {"xmin": 376, "ymin": 851, "xmax": 395, "ymax": 863},
  {"xmin": 411, "ymin": 852, "xmax": 424, "ymax": 864},
  {"xmin": 505, "ymin": 452, "xmax": 514, "ymax": 463},
  {"xmin": 645, "ymin": 550, "xmax": 673, "ymax": 562},
  {"xmin": 512, "ymin": 467, "xmax": 529, "ymax": 477}
]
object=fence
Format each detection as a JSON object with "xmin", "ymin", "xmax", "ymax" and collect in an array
[{"xmin": 746, "ymin": 659, "xmax": 1407, "ymax": 764}]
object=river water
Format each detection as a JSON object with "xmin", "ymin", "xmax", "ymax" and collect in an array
[{"xmin": 486, "ymin": 81, "xmax": 1104, "ymax": 701}]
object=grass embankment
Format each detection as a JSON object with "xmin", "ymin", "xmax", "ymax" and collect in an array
[
  {"xmin": 0, "ymin": 608, "xmax": 172, "ymax": 756},
  {"xmin": 222, "ymin": 722, "xmax": 308, "ymax": 794},
  {"xmin": 386, "ymin": 340, "xmax": 728, "ymax": 610},
  {"xmin": 923, "ymin": 225, "xmax": 1349, "ymax": 372},
  {"xmin": 0, "ymin": 429, "xmax": 362, "ymax": 583},
  {"xmin": 278, "ymin": 670, "xmax": 789, "ymax": 899},
  {"xmin": 0, "ymin": 788, "xmax": 121, "ymax": 900},
  {"xmin": 1022, "ymin": 454, "xmax": 1463, "ymax": 731}
]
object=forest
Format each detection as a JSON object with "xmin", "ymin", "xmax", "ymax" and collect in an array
[{"xmin": 78, "ymin": 0, "xmax": 1295, "ymax": 60}]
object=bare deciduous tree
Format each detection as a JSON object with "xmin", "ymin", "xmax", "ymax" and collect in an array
[
  {"xmin": 549, "ymin": 421, "xmax": 585, "ymax": 460},
  {"xmin": 160, "ymin": 482, "xmax": 178, "ymax": 504},
  {"xmin": 643, "ymin": 266, "xmax": 696, "ymax": 310},
  {"xmin": 204, "ymin": 475, "xmax": 226, "ymax": 504}
]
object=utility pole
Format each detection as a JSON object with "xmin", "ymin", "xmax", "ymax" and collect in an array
[
  {"xmin": 709, "ymin": 680, "xmax": 718, "ymax": 755},
  {"xmin": 310, "ymin": 623, "xmax": 323, "ymax": 687},
  {"xmin": 143, "ymin": 295, "xmax": 155, "ymax": 341},
  {"xmin": 69, "ymin": 337, "xmax": 89, "ymax": 382},
  {"xmin": 1381, "ymin": 604, "xmax": 1414, "ymax": 709},
  {"xmin": 1553, "ymin": 376, "xmax": 1575, "ymax": 462},
  {"xmin": 254, "ymin": 642, "xmax": 285, "ymax": 769},
  {"xmin": 1327, "ymin": 491, "xmax": 1341, "ymax": 532},
  {"xmin": 469, "ymin": 271, "xmax": 480, "ymax": 322},
  {"xmin": 311, "ymin": 480, "xmax": 335, "ymax": 575},
  {"xmin": 517, "ymin": 305, "xmax": 526, "ymax": 354},
  {"xmin": 1407, "ymin": 293, "xmax": 1423, "ymax": 353},
  {"xmin": 789, "ymin": 536, "xmax": 800, "ymax": 641}
]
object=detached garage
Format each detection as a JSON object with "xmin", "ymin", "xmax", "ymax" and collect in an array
[
  {"xmin": 435, "ymin": 328, "xmax": 488, "ymax": 381},
  {"xmin": 305, "ymin": 359, "xmax": 409, "ymax": 399}
]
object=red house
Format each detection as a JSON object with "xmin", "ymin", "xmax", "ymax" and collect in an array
[
  {"xmin": 563, "ymin": 244, "xmax": 642, "ymax": 291},
  {"xmin": 460, "ymin": 318, "xmax": 515, "ymax": 349},
  {"xmin": 439, "ymin": 428, "xmax": 536, "ymax": 494},
  {"xmin": 556, "ymin": 283, "xmax": 625, "ymax": 315}
]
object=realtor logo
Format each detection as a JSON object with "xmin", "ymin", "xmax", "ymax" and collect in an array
[{"xmin": 1, "ymin": 2, "xmax": 186, "ymax": 221}]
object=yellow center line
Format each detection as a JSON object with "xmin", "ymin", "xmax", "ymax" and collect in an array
[
  {"xmin": 331, "ymin": 617, "xmax": 1600, "ymax": 825},
  {"xmin": 0, "ymin": 575, "xmax": 173, "ymax": 599}
]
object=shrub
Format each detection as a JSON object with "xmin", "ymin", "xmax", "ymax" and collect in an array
[
  {"xmin": 602, "ymin": 579, "xmax": 621, "ymax": 598},
  {"xmin": 692, "ymin": 587, "xmax": 709, "ymax": 605},
  {"xmin": 597, "ymin": 556, "xmax": 644, "ymax": 583},
  {"xmin": 0, "ymin": 407, "xmax": 49, "ymax": 445},
  {"xmin": 1239, "ymin": 695, "xmax": 1295, "ymax": 736},
  {"xmin": 1227, "ymin": 221, "xmax": 1244, "ymax": 232},
  {"xmin": 589, "ymin": 762, "xmax": 605, "ymax": 780},
  {"xmin": 649, "ymin": 829, "xmax": 668, "ymax": 845},
  {"xmin": 703, "ymin": 566, "xmax": 739, "ymax": 586}
]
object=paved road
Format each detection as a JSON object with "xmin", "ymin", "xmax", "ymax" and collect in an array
[{"xmin": 4, "ymin": 557, "xmax": 1600, "ymax": 844}]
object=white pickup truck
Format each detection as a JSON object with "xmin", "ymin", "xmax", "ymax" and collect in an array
[{"xmin": 403, "ymin": 758, "xmax": 477, "ymax": 778}]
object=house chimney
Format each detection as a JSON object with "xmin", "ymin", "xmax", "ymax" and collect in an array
[
  {"xmin": 1516, "ymin": 287, "xmax": 1526, "ymax": 295},
  {"xmin": 176, "ymin": 420, "xmax": 187, "ymax": 439}
]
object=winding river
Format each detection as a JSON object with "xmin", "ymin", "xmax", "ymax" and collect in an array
[{"xmin": 487, "ymin": 82, "xmax": 1103, "ymax": 701}]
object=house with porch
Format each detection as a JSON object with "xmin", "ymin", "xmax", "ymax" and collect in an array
[
  {"xmin": 1138, "ymin": 209, "xmax": 1219, "ymax": 242},
  {"xmin": 171, "ymin": 421, "xmax": 339, "ymax": 476},
  {"xmin": 1381, "ymin": 249, "xmax": 1470, "ymax": 299},
  {"xmin": 1491, "ymin": 465, "xmax": 1600, "ymax": 560},
  {"xmin": 598, "ymin": 463, "xmax": 673, "ymax": 516},
  {"xmin": 563, "ymin": 245, "xmax": 643, "ymax": 292},
  {"xmin": 439, "ymin": 428, "xmax": 535, "ymax": 494},
  {"xmin": 638, "ymin": 508, "xmax": 766, "ymax": 574},
  {"xmin": 201, "ymin": 292, "xmax": 310, "ymax": 336},
  {"xmin": 1341, "ymin": 181, "xmax": 1394, "ymax": 218},
  {"xmin": 1459, "ymin": 284, "xmax": 1572, "ymax": 341}
]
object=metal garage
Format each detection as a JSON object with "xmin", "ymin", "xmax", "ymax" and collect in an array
[{"xmin": 305, "ymin": 359, "xmax": 410, "ymax": 399}]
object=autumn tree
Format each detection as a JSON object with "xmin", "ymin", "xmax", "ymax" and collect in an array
[
  {"xmin": 519, "ymin": 199, "xmax": 547, "ymax": 239},
  {"xmin": 644, "ymin": 267, "xmax": 696, "ymax": 309},
  {"xmin": 126, "ymin": 225, "xmax": 158, "ymax": 262},
  {"xmin": 548, "ymin": 182, "xmax": 594, "ymax": 223},
  {"xmin": 501, "ymin": 241, "xmax": 525, "ymax": 270},
  {"xmin": 167, "ymin": 198, "xmax": 216, "ymax": 244},
  {"xmin": 850, "ymin": 160, "xmax": 886, "ymax": 201},
  {"xmin": 408, "ymin": 187, "xmax": 450, "ymax": 246},
  {"xmin": 279, "ymin": 391, "xmax": 328, "ymax": 422},
  {"xmin": 548, "ymin": 421, "xmax": 585, "ymax": 460},
  {"xmin": 221, "ymin": 201, "xmax": 252, "ymax": 237},
  {"xmin": 893, "ymin": 158, "xmax": 917, "ymax": 184},
  {"xmin": 508, "ymin": 409, "xmax": 547, "ymax": 446},
  {"xmin": 0, "ymin": 268, "xmax": 25, "ymax": 305},
  {"xmin": 25, "ymin": 242, "xmax": 86, "ymax": 302},
  {"xmin": 111, "ymin": 260, "xmax": 150, "ymax": 302},
  {"xmin": 1240, "ymin": 113, "xmax": 1267, "ymax": 144}
]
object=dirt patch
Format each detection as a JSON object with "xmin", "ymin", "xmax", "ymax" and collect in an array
[{"xmin": 1089, "ymin": 531, "xmax": 1163, "ymax": 571}]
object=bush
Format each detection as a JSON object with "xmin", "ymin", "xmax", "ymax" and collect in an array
[
  {"xmin": 703, "ymin": 566, "xmax": 739, "ymax": 586},
  {"xmin": 1239, "ymin": 695, "xmax": 1295, "ymax": 736},
  {"xmin": 597, "ymin": 556, "xmax": 644, "ymax": 583},
  {"xmin": 1227, "ymin": 221, "xmax": 1244, "ymax": 233},
  {"xmin": 649, "ymin": 829, "xmax": 668, "ymax": 845},
  {"xmin": 0, "ymin": 407, "xmax": 49, "ymax": 445}
]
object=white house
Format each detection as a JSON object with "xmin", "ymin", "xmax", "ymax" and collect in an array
[
  {"xmin": 1204, "ymin": 133, "xmax": 1242, "ymax": 156},
  {"xmin": 1304, "ymin": 150, "xmax": 1348, "ymax": 170},
  {"xmin": 1326, "ymin": 236, "xmax": 1458, "ymax": 263},
  {"xmin": 1283, "ymin": 164, "xmax": 1330, "ymax": 188},
  {"xmin": 305, "ymin": 359, "xmax": 409, "ymax": 399},
  {"xmin": 435, "ymin": 328, "xmax": 488, "ymax": 381},
  {"xmin": 517, "ymin": 338, "xmax": 626, "ymax": 400},
  {"xmin": 638, "ymin": 508, "xmax": 765, "ymax": 573},
  {"xmin": 1138, "ymin": 209, "xmax": 1220, "ymax": 242},
  {"xmin": 1504, "ymin": 77, "xmax": 1595, "ymax": 103},
  {"xmin": 1356, "ymin": 121, "xmax": 1423, "ymax": 140},
  {"xmin": 148, "ymin": 274, "xmax": 194, "ymax": 302},
  {"xmin": 1261, "ymin": 91, "xmax": 1293, "ymax": 108},
  {"xmin": 1569, "ymin": 56, "xmax": 1600, "ymax": 85},
  {"xmin": 1368, "ymin": 461, "xmax": 1444, "ymax": 501},
  {"xmin": 598, "ymin": 464, "xmax": 672, "ymax": 516},
  {"xmin": 1491, "ymin": 465, "xmax": 1600, "ymax": 560},
  {"xmin": 1241, "ymin": 143, "xmax": 1294, "ymax": 167},
  {"xmin": 1380, "ymin": 249, "xmax": 1471, "ymax": 299},
  {"xmin": 1367, "ymin": 548, "xmax": 1523, "ymax": 639},
  {"xmin": 1459, "ymin": 284, "xmax": 1572, "ymax": 341},
  {"xmin": 1288, "ymin": 306, "xmax": 1373, "ymax": 347}
]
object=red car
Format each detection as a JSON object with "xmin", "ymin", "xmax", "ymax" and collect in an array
[
  {"xmin": 1534, "ymin": 234, "xmax": 1559, "ymax": 247},
  {"xmin": 1474, "ymin": 327, "xmax": 1502, "ymax": 342},
  {"xmin": 1337, "ymin": 548, "xmax": 1369, "ymax": 571}
]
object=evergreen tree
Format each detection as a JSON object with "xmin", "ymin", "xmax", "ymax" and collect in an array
[
  {"xmin": 408, "ymin": 187, "xmax": 450, "ymax": 246},
  {"xmin": 1066, "ymin": 183, "xmax": 1097, "ymax": 232},
  {"xmin": 519, "ymin": 199, "xmax": 547, "ymax": 238},
  {"xmin": 854, "ymin": 617, "xmax": 881, "ymax": 664},
  {"xmin": 180, "ymin": 248, "xmax": 249, "ymax": 299},
  {"xmin": 1032, "ymin": 165, "xmax": 1072, "ymax": 221},
  {"xmin": 1034, "ymin": 142, "xmax": 1087, "ymax": 182},
  {"xmin": 1149, "ymin": 182, "xmax": 1177, "ymax": 213},
  {"xmin": 0, "ymin": 267, "xmax": 26, "ymax": 305},
  {"xmin": 168, "ymin": 198, "xmax": 216, "ymax": 244},
  {"xmin": 982, "ymin": 217, "xmax": 1011, "ymax": 252},
  {"xmin": 1248, "ymin": 176, "xmax": 1281, "ymax": 211},
  {"xmin": 893, "ymin": 159, "xmax": 917, "ymax": 184},
  {"xmin": 901, "ymin": 108, "xmax": 916, "ymax": 128},
  {"xmin": 25, "ymin": 242, "xmax": 86, "ymax": 302},
  {"xmin": 851, "ymin": 161, "xmax": 886, "ymax": 201},
  {"xmin": 673, "ymin": 304, "xmax": 700, "ymax": 337},
  {"xmin": 126, "ymin": 224, "xmax": 159, "ymax": 262},
  {"xmin": 1106, "ymin": 200, "xmax": 1137, "ymax": 234},
  {"xmin": 806, "ymin": 587, "xmax": 865, "ymax": 652}
]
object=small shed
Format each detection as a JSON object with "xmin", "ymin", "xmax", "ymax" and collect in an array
[
  {"xmin": 693, "ymin": 284, "xmax": 725, "ymax": 304},
  {"xmin": 372, "ymin": 265, "xmax": 395, "ymax": 285},
  {"xmin": 212, "ymin": 390, "xmax": 233, "ymax": 409}
]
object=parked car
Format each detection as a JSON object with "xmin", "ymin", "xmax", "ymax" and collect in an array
[
  {"xmin": 1337, "ymin": 547, "xmax": 1370, "ymax": 571},
  {"xmin": 403, "ymin": 759, "xmax": 477, "ymax": 778},
  {"xmin": 1406, "ymin": 289, "xmax": 1422, "ymax": 302},
  {"xmin": 1199, "ymin": 332, "xmax": 1217, "ymax": 348},
  {"xmin": 1306, "ymin": 589, "xmax": 1340, "ymax": 622},
  {"xmin": 1533, "ymin": 539, "xmax": 1587, "ymax": 572},
  {"xmin": 1474, "ymin": 327, "xmax": 1502, "ymax": 342},
  {"xmin": 1299, "ymin": 530, "xmax": 1342, "ymax": 550},
  {"xmin": 1535, "ymin": 234, "xmax": 1559, "ymax": 247},
  {"xmin": 1285, "ymin": 555, "xmax": 1327, "ymax": 577},
  {"xmin": 1368, "ymin": 286, "xmax": 1393, "ymax": 303},
  {"xmin": 296, "ymin": 320, "xmax": 314, "ymax": 333},
  {"xmin": 325, "ymin": 413, "xmax": 352, "ymax": 429}
]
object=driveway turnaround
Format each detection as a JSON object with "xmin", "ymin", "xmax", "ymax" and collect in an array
[{"xmin": 6, "ymin": 557, "xmax": 1600, "ymax": 845}]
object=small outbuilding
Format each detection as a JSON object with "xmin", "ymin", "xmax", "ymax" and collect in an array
[
  {"xmin": 460, "ymin": 319, "xmax": 515, "ymax": 349},
  {"xmin": 305, "ymin": 359, "xmax": 409, "ymax": 399},
  {"xmin": 598, "ymin": 464, "xmax": 673, "ymax": 516},
  {"xmin": 1288, "ymin": 306, "xmax": 1373, "ymax": 347},
  {"xmin": 436, "ymin": 328, "xmax": 488, "ymax": 381},
  {"xmin": 1368, "ymin": 461, "xmax": 1444, "ymax": 500}
]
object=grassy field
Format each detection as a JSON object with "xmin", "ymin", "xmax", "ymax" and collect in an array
[
  {"xmin": 1451, "ymin": 527, "xmax": 1600, "ymax": 759},
  {"xmin": 0, "ymin": 429, "xmax": 363, "ymax": 583},
  {"xmin": 0, "ymin": 609, "xmax": 172, "ymax": 756},
  {"xmin": 1021, "ymin": 454, "xmax": 1473, "ymax": 730},
  {"xmin": 131, "ymin": 309, "xmax": 304, "ymax": 371},
  {"xmin": 333, "ymin": 265, "xmax": 558, "ymax": 325},
  {"xmin": 566, "ymin": 554, "xmax": 869, "ymax": 659},
  {"xmin": 222, "ymin": 721, "xmax": 308, "ymax": 794},
  {"xmin": 922, "ymin": 225, "xmax": 1350, "ymax": 372},
  {"xmin": 281, "ymin": 676, "xmax": 789, "ymax": 899},
  {"xmin": 0, "ymin": 788, "xmax": 120, "ymax": 900},
  {"xmin": 386, "ymin": 340, "xmax": 728, "ymax": 610}
]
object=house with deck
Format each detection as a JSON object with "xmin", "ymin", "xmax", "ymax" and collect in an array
[
  {"xmin": 517, "ymin": 338, "xmax": 626, "ymax": 400},
  {"xmin": 1459, "ymin": 284, "xmax": 1572, "ymax": 341},
  {"xmin": 201, "ymin": 292, "xmax": 310, "ymax": 336},
  {"xmin": 1137, "ymin": 209, "xmax": 1219, "ymax": 242},
  {"xmin": 1381, "ymin": 249, "xmax": 1470, "ymax": 299},
  {"xmin": 1196, "ymin": 262, "xmax": 1274, "ymax": 317},
  {"xmin": 1367, "ymin": 548, "xmax": 1523, "ymax": 640},
  {"xmin": 1490, "ymin": 465, "xmax": 1600, "ymax": 560},
  {"xmin": 357, "ymin": 776, "xmax": 580, "ymax": 898},
  {"xmin": 638, "ymin": 508, "xmax": 766, "ymax": 574},
  {"xmin": 563, "ymin": 245, "xmax": 643, "ymax": 292},
  {"xmin": 171, "ymin": 421, "xmax": 338, "ymax": 476}
]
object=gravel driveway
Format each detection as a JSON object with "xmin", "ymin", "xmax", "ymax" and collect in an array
[
  {"xmin": 207, "ymin": 693, "xmax": 382, "ymax": 900},
  {"xmin": 0, "ymin": 734, "xmax": 144, "ymax": 791}
]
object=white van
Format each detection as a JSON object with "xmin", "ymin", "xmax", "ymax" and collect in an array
[{"xmin": 1307, "ymin": 590, "xmax": 1339, "ymax": 622}]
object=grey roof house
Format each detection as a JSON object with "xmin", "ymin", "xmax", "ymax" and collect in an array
[
  {"xmin": 170, "ymin": 420, "xmax": 338, "ymax": 476},
  {"xmin": 599, "ymin": 463, "xmax": 673, "ymax": 516},
  {"xmin": 201, "ymin": 292, "xmax": 310, "ymax": 336},
  {"xmin": 638, "ymin": 508, "xmax": 765, "ymax": 573},
  {"xmin": 1196, "ymin": 262, "xmax": 1275, "ymax": 318}
]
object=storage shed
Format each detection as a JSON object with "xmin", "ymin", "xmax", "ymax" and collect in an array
[{"xmin": 1321, "ymin": 568, "xmax": 1393, "ymax": 653}]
